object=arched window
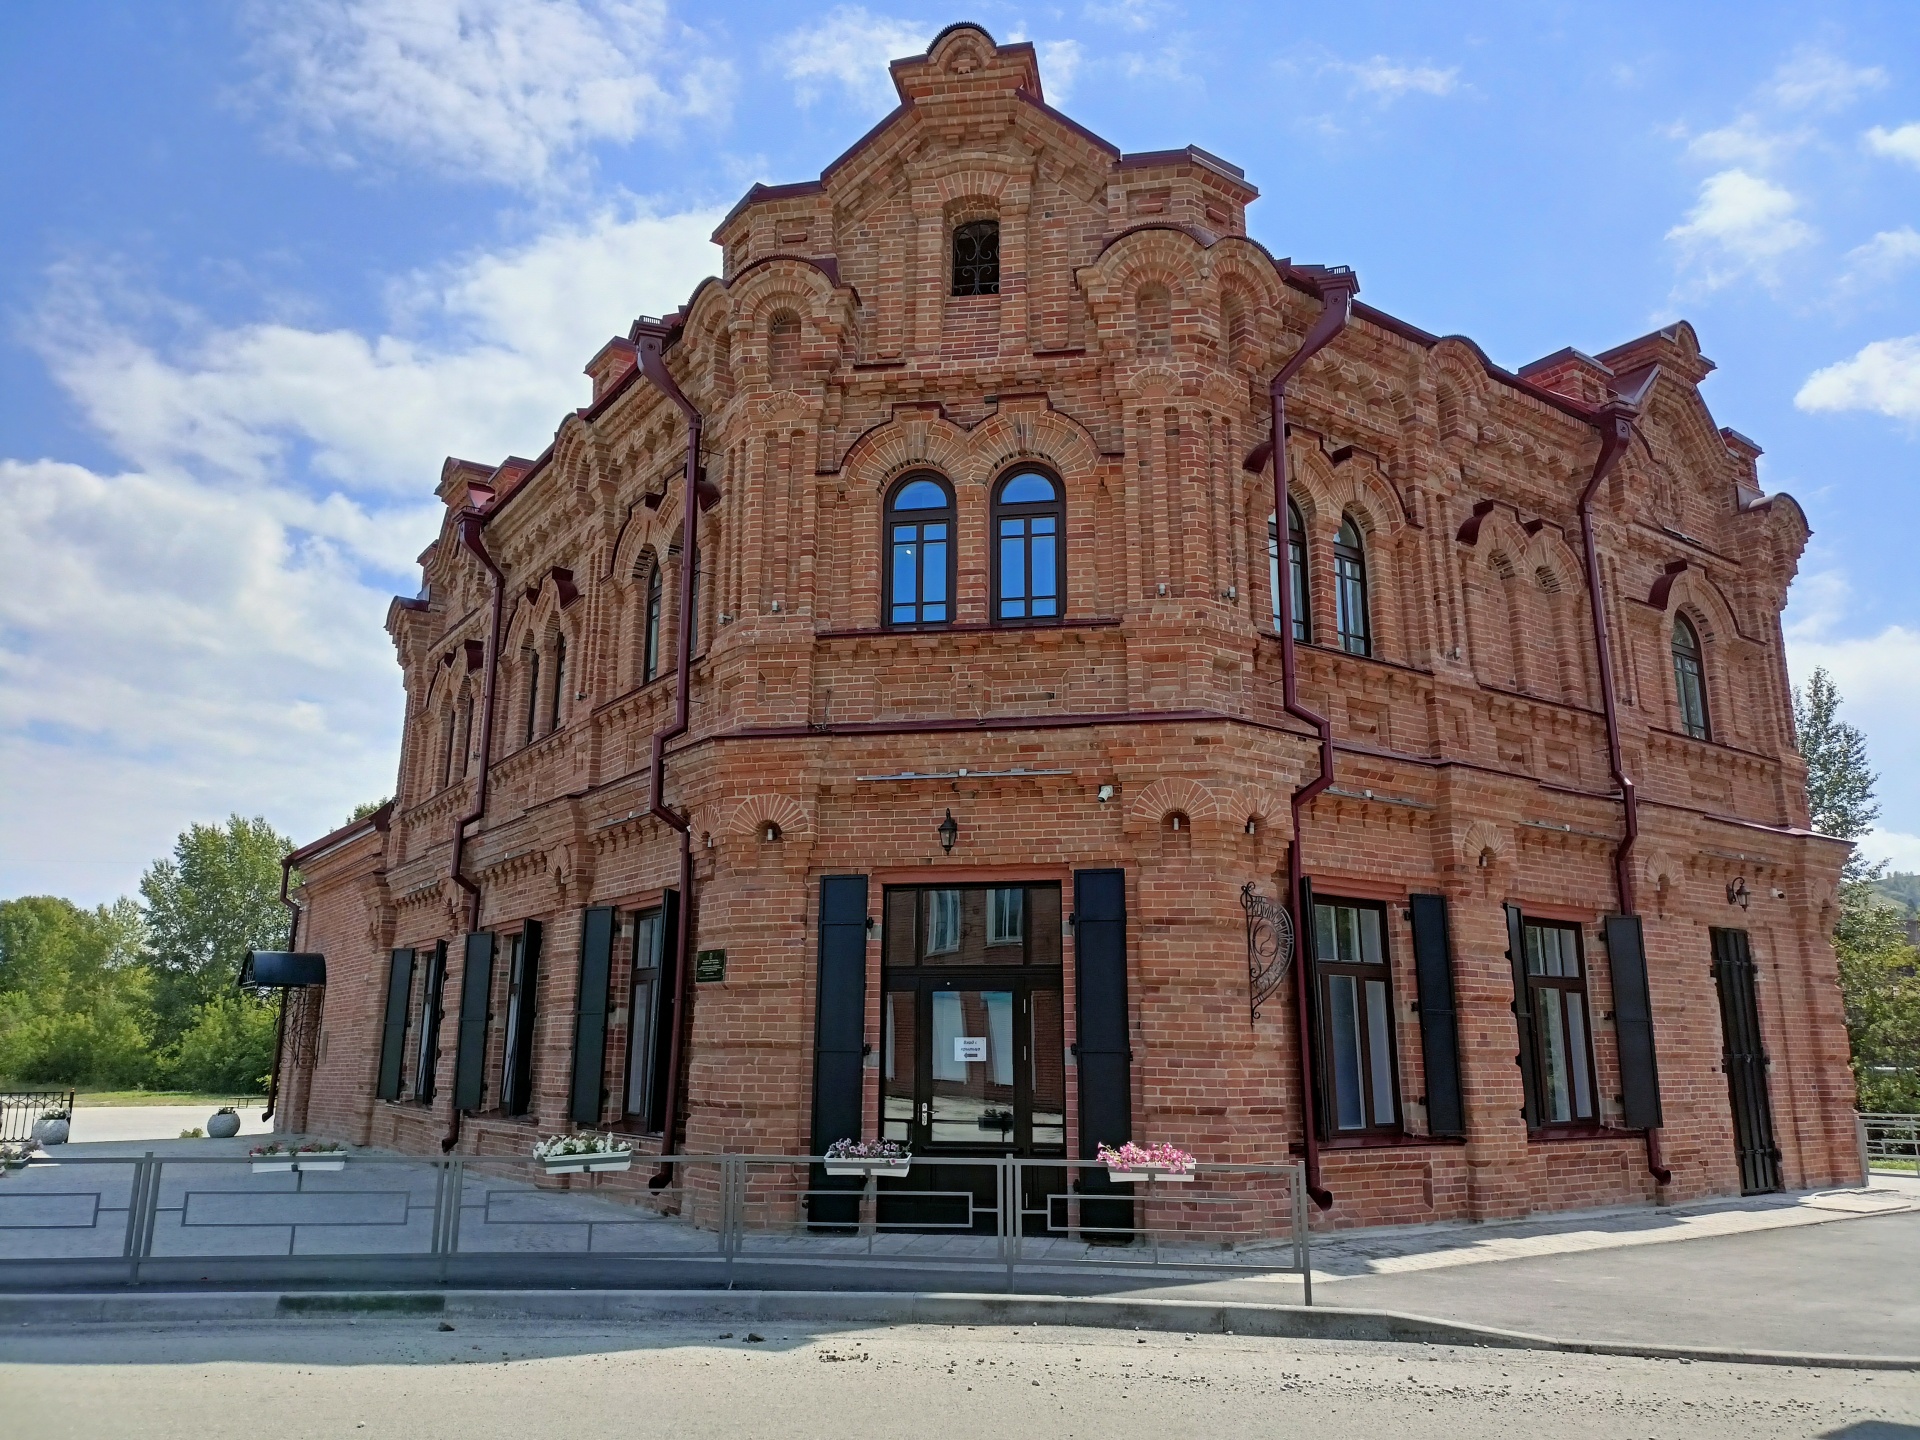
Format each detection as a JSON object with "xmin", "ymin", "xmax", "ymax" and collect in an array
[
  {"xmin": 456, "ymin": 684, "xmax": 474, "ymax": 779},
  {"xmin": 1672, "ymin": 615, "xmax": 1710, "ymax": 740},
  {"xmin": 1334, "ymin": 516, "xmax": 1371, "ymax": 656},
  {"xmin": 952, "ymin": 220, "xmax": 999, "ymax": 296},
  {"xmin": 992, "ymin": 470, "xmax": 1063, "ymax": 623},
  {"xmin": 522, "ymin": 648, "xmax": 541, "ymax": 746},
  {"xmin": 641, "ymin": 554, "xmax": 662, "ymax": 683},
  {"xmin": 548, "ymin": 634, "xmax": 567, "ymax": 732},
  {"xmin": 885, "ymin": 475, "xmax": 953, "ymax": 627},
  {"xmin": 437, "ymin": 702, "xmax": 456, "ymax": 789},
  {"xmin": 1269, "ymin": 501, "xmax": 1311, "ymax": 642}
]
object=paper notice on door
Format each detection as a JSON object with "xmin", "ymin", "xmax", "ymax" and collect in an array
[{"xmin": 954, "ymin": 1036, "xmax": 987, "ymax": 1063}]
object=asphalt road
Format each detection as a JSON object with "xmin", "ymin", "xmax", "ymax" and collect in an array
[{"xmin": 4, "ymin": 1318, "xmax": 1915, "ymax": 1439}]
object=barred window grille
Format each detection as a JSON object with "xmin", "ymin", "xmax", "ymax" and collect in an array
[{"xmin": 952, "ymin": 220, "xmax": 999, "ymax": 296}]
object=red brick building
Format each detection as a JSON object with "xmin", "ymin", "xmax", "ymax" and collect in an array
[{"xmin": 275, "ymin": 25, "xmax": 1860, "ymax": 1229}]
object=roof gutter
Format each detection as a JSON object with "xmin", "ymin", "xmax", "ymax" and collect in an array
[
  {"xmin": 1575, "ymin": 370, "xmax": 1671, "ymax": 1186},
  {"xmin": 633, "ymin": 318, "xmax": 706, "ymax": 1187},
  {"xmin": 1266, "ymin": 266, "xmax": 1358, "ymax": 1211},
  {"xmin": 442, "ymin": 509, "xmax": 506, "ymax": 1152}
]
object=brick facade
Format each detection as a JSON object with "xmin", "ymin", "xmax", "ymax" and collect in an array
[{"xmin": 280, "ymin": 25, "xmax": 1860, "ymax": 1229}]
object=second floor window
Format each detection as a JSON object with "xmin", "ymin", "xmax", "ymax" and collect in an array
[
  {"xmin": 1673, "ymin": 615, "xmax": 1710, "ymax": 740},
  {"xmin": 952, "ymin": 219, "xmax": 999, "ymax": 296},
  {"xmin": 549, "ymin": 635, "xmax": 567, "ymax": 732},
  {"xmin": 993, "ymin": 471, "xmax": 1062, "ymax": 623},
  {"xmin": 1334, "ymin": 516, "xmax": 1371, "ymax": 656},
  {"xmin": 886, "ymin": 476, "xmax": 953, "ymax": 626},
  {"xmin": 1270, "ymin": 502, "xmax": 1311, "ymax": 642},
  {"xmin": 522, "ymin": 649, "xmax": 541, "ymax": 746},
  {"xmin": 641, "ymin": 558, "xmax": 662, "ymax": 682}
]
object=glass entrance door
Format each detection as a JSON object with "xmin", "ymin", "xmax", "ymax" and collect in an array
[{"xmin": 879, "ymin": 884, "xmax": 1066, "ymax": 1232}]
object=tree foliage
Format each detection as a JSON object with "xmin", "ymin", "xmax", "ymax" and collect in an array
[
  {"xmin": 1795, "ymin": 667, "xmax": 1880, "ymax": 878},
  {"xmin": 0, "ymin": 897, "xmax": 155, "ymax": 1086}
]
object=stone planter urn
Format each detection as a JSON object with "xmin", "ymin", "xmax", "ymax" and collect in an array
[
  {"xmin": 32, "ymin": 1116, "xmax": 70, "ymax": 1147},
  {"xmin": 206, "ymin": 1109, "xmax": 241, "ymax": 1139}
]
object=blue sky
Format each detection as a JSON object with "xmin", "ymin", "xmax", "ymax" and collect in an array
[{"xmin": 3, "ymin": 1, "xmax": 1918, "ymax": 904}]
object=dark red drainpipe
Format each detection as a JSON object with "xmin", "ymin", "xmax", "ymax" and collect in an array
[
  {"xmin": 633, "ymin": 318, "xmax": 704, "ymax": 1187},
  {"xmin": 442, "ymin": 507, "xmax": 506, "ymax": 1152},
  {"xmin": 1267, "ymin": 267, "xmax": 1358, "ymax": 1211},
  {"xmin": 1575, "ymin": 374, "xmax": 1671, "ymax": 1186},
  {"xmin": 264, "ymin": 856, "xmax": 300, "ymax": 1121}
]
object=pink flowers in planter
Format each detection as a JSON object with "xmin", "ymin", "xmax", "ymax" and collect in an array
[{"xmin": 1096, "ymin": 1141, "xmax": 1196, "ymax": 1177}]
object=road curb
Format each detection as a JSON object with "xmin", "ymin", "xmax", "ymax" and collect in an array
[{"xmin": 0, "ymin": 1288, "xmax": 1914, "ymax": 1371}]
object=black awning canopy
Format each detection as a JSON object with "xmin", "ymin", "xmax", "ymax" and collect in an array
[{"xmin": 239, "ymin": 951, "xmax": 327, "ymax": 988}]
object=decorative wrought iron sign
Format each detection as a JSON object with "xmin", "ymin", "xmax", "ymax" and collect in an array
[{"xmin": 1241, "ymin": 881, "xmax": 1295, "ymax": 1022}]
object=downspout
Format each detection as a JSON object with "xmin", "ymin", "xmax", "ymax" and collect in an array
[
  {"xmin": 633, "ymin": 318, "xmax": 703, "ymax": 1187},
  {"xmin": 1267, "ymin": 267, "xmax": 1358, "ymax": 1211},
  {"xmin": 264, "ymin": 857, "xmax": 300, "ymax": 1121},
  {"xmin": 442, "ymin": 509, "xmax": 506, "ymax": 1152},
  {"xmin": 1575, "ymin": 376, "xmax": 1671, "ymax": 1186}
]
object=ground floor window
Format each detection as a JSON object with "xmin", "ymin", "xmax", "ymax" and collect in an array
[
  {"xmin": 410, "ymin": 940, "xmax": 447, "ymax": 1104},
  {"xmin": 1313, "ymin": 897, "xmax": 1400, "ymax": 1134},
  {"xmin": 1523, "ymin": 918, "xmax": 1597, "ymax": 1125},
  {"xmin": 499, "ymin": 921, "xmax": 540, "ymax": 1117},
  {"xmin": 625, "ymin": 907, "xmax": 666, "ymax": 1126}
]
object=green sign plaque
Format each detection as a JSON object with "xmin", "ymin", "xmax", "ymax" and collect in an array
[{"xmin": 695, "ymin": 948, "xmax": 727, "ymax": 983}]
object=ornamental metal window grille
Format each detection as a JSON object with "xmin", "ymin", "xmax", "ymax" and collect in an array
[
  {"xmin": 952, "ymin": 220, "xmax": 999, "ymax": 296},
  {"xmin": 886, "ymin": 476, "xmax": 953, "ymax": 626},
  {"xmin": 1672, "ymin": 614, "xmax": 1711, "ymax": 740},
  {"xmin": 1334, "ymin": 516, "xmax": 1371, "ymax": 656},
  {"xmin": 993, "ymin": 471, "xmax": 1062, "ymax": 622},
  {"xmin": 1523, "ymin": 919, "xmax": 1598, "ymax": 1125},
  {"xmin": 1270, "ymin": 502, "xmax": 1311, "ymax": 642}
]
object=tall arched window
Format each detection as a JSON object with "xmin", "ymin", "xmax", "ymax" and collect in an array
[
  {"xmin": 885, "ymin": 475, "xmax": 953, "ymax": 627},
  {"xmin": 1269, "ymin": 502, "xmax": 1311, "ymax": 642},
  {"xmin": 1334, "ymin": 516, "xmax": 1371, "ymax": 656},
  {"xmin": 952, "ymin": 220, "xmax": 999, "ymax": 296},
  {"xmin": 548, "ymin": 634, "xmax": 567, "ymax": 732},
  {"xmin": 993, "ymin": 470, "xmax": 1063, "ymax": 623},
  {"xmin": 522, "ymin": 648, "xmax": 541, "ymax": 746},
  {"xmin": 641, "ymin": 553, "xmax": 662, "ymax": 683},
  {"xmin": 456, "ymin": 684, "xmax": 474, "ymax": 779},
  {"xmin": 437, "ymin": 701, "xmax": 456, "ymax": 789},
  {"xmin": 1672, "ymin": 615, "xmax": 1711, "ymax": 740}
]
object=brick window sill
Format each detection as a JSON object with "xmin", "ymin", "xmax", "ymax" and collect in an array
[
  {"xmin": 1291, "ymin": 1133, "xmax": 1467, "ymax": 1154},
  {"xmin": 1527, "ymin": 1124, "xmax": 1645, "ymax": 1143}
]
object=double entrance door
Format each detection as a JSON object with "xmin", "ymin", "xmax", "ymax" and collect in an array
[
  {"xmin": 878, "ymin": 883, "xmax": 1067, "ymax": 1233},
  {"xmin": 1711, "ymin": 927, "xmax": 1782, "ymax": 1194}
]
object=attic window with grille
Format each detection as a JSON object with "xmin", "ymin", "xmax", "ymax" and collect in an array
[{"xmin": 952, "ymin": 220, "xmax": 999, "ymax": 296}]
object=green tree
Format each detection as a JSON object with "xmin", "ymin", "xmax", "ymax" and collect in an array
[
  {"xmin": 1795, "ymin": 669, "xmax": 1920, "ymax": 1111},
  {"xmin": 139, "ymin": 814, "xmax": 294, "ymax": 1048},
  {"xmin": 1795, "ymin": 667, "xmax": 1880, "ymax": 879},
  {"xmin": 0, "ymin": 896, "xmax": 155, "ymax": 1086},
  {"xmin": 164, "ymin": 990, "xmax": 279, "ymax": 1094},
  {"xmin": 347, "ymin": 798, "xmax": 390, "ymax": 824}
]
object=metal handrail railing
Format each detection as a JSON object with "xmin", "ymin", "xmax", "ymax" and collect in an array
[
  {"xmin": 0, "ymin": 1150, "xmax": 1313, "ymax": 1298},
  {"xmin": 0, "ymin": 1090, "xmax": 74, "ymax": 1143},
  {"xmin": 1861, "ymin": 1112, "xmax": 1920, "ymax": 1173}
]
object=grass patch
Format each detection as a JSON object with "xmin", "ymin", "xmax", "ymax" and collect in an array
[{"xmin": 71, "ymin": 1090, "xmax": 267, "ymax": 1109}]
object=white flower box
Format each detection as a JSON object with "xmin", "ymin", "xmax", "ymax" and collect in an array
[
  {"xmin": 823, "ymin": 1161, "xmax": 911, "ymax": 1177},
  {"xmin": 251, "ymin": 1159, "xmax": 295, "ymax": 1174},
  {"xmin": 1105, "ymin": 1168, "xmax": 1195, "ymax": 1183},
  {"xmin": 540, "ymin": 1152, "xmax": 633, "ymax": 1175},
  {"xmin": 294, "ymin": 1156, "xmax": 347, "ymax": 1172}
]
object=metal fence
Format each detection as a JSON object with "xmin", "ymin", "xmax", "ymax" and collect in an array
[
  {"xmin": 0, "ymin": 1091, "xmax": 73, "ymax": 1143},
  {"xmin": 0, "ymin": 1151, "xmax": 1312, "ymax": 1298},
  {"xmin": 1862, "ymin": 1112, "xmax": 1920, "ymax": 1173}
]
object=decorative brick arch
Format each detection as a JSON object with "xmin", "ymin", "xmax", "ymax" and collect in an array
[
  {"xmin": 1458, "ymin": 818, "xmax": 1508, "ymax": 870},
  {"xmin": 1126, "ymin": 776, "xmax": 1221, "ymax": 837},
  {"xmin": 726, "ymin": 791, "xmax": 813, "ymax": 843}
]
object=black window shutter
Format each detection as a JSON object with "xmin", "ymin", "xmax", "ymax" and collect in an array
[
  {"xmin": 1604, "ymin": 913, "xmax": 1665, "ymax": 1130},
  {"xmin": 569, "ymin": 907, "xmax": 616, "ymax": 1126},
  {"xmin": 503, "ymin": 920, "xmax": 541, "ymax": 1117},
  {"xmin": 1505, "ymin": 903, "xmax": 1540, "ymax": 1130},
  {"xmin": 1409, "ymin": 893, "xmax": 1465, "ymax": 1138},
  {"xmin": 1074, "ymin": 868, "xmax": 1131, "ymax": 1156},
  {"xmin": 809, "ymin": 876, "xmax": 868, "ymax": 1228},
  {"xmin": 1298, "ymin": 876, "xmax": 1330, "ymax": 1140},
  {"xmin": 647, "ymin": 887, "xmax": 682, "ymax": 1135},
  {"xmin": 452, "ymin": 933, "xmax": 495, "ymax": 1112},
  {"xmin": 376, "ymin": 948, "xmax": 413, "ymax": 1102}
]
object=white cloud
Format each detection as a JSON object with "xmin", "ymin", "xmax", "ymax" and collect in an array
[
  {"xmin": 1865, "ymin": 122, "xmax": 1920, "ymax": 168},
  {"xmin": 1083, "ymin": 0, "xmax": 1173, "ymax": 30},
  {"xmin": 1679, "ymin": 116, "xmax": 1807, "ymax": 170},
  {"xmin": 1665, "ymin": 169, "xmax": 1814, "ymax": 292},
  {"xmin": 1855, "ymin": 829, "xmax": 1920, "ymax": 872},
  {"xmin": 1037, "ymin": 40, "xmax": 1083, "ymax": 104},
  {"xmin": 1796, "ymin": 335, "xmax": 1920, "ymax": 422},
  {"xmin": 33, "ymin": 205, "xmax": 724, "ymax": 496},
  {"xmin": 240, "ymin": 0, "xmax": 732, "ymax": 189},
  {"xmin": 1843, "ymin": 227, "xmax": 1920, "ymax": 287},
  {"xmin": 1337, "ymin": 56, "xmax": 1460, "ymax": 100},
  {"xmin": 2, "ymin": 204, "xmax": 723, "ymax": 901},
  {"xmin": 1768, "ymin": 48, "xmax": 1887, "ymax": 110},
  {"xmin": 775, "ymin": 6, "xmax": 932, "ymax": 113}
]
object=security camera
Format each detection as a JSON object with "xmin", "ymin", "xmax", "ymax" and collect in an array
[{"xmin": 1097, "ymin": 784, "xmax": 1116, "ymax": 803}]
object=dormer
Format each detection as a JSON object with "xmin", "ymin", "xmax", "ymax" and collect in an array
[
  {"xmin": 1111, "ymin": 147, "xmax": 1257, "ymax": 238},
  {"xmin": 1517, "ymin": 347, "xmax": 1615, "ymax": 409},
  {"xmin": 584, "ymin": 337, "xmax": 637, "ymax": 403},
  {"xmin": 436, "ymin": 457, "xmax": 498, "ymax": 511},
  {"xmin": 1596, "ymin": 321, "xmax": 1716, "ymax": 388}
]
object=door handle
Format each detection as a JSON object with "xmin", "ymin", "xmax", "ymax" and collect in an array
[{"xmin": 919, "ymin": 1102, "xmax": 930, "ymax": 1126}]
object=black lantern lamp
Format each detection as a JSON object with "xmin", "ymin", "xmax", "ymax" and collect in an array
[{"xmin": 938, "ymin": 808, "xmax": 959, "ymax": 853}]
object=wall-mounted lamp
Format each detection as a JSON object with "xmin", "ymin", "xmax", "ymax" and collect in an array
[
  {"xmin": 1726, "ymin": 876, "xmax": 1750, "ymax": 909},
  {"xmin": 1097, "ymin": 784, "xmax": 1116, "ymax": 804},
  {"xmin": 938, "ymin": 808, "xmax": 958, "ymax": 853}
]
